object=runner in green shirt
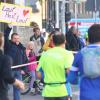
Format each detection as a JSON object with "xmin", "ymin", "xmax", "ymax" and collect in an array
[{"xmin": 37, "ymin": 33, "xmax": 74, "ymax": 100}]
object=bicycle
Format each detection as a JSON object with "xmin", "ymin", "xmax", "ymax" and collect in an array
[{"xmin": 21, "ymin": 72, "xmax": 44, "ymax": 95}]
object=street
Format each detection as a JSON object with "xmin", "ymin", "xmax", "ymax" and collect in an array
[
  {"xmin": 8, "ymin": 85, "xmax": 79, "ymax": 100},
  {"xmin": 8, "ymin": 87, "xmax": 43, "ymax": 100}
]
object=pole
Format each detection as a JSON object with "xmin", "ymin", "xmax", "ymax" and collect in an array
[
  {"xmin": 75, "ymin": 1, "xmax": 78, "ymax": 28},
  {"xmin": 55, "ymin": 0, "xmax": 59, "ymax": 28},
  {"xmin": 41, "ymin": 0, "xmax": 43, "ymax": 28},
  {"xmin": 45, "ymin": 0, "xmax": 47, "ymax": 29},
  {"xmin": 95, "ymin": 0, "xmax": 97, "ymax": 23},
  {"xmin": 61, "ymin": 0, "xmax": 66, "ymax": 34}
]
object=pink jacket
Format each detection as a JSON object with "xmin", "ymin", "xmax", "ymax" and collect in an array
[
  {"xmin": 26, "ymin": 49, "xmax": 37, "ymax": 71},
  {"xmin": 28, "ymin": 55, "xmax": 37, "ymax": 71}
]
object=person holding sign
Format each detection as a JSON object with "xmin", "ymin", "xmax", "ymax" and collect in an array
[{"xmin": 4, "ymin": 25, "xmax": 28, "ymax": 100}]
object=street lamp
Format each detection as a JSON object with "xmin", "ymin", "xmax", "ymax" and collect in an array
[
  {"xmin": 61, "ymin": 0, "xmax": 66, "ymax": 34},
  {"xmin": 95, "ymin": 0, "xmax": 97, "ymax": 23},
  {"xmin": 74, "ymin": 1, "xmax": 78, "ymax": 28}
]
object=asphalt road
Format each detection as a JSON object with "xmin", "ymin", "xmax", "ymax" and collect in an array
[{"xmin": 8, "ymin": 85, "xmax": 79, "ymax": 100}]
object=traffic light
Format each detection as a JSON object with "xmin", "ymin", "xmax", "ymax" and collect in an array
[
  {"xmin": 65, "ymin": 12, "xmax": 71, "ymax": 22},
  {"xmin": 65, "ymin": 12, "xmax": 71, "ymax": 33}
]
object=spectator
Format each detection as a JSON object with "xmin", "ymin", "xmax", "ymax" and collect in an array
[
  {"xmin": 4, "ymin": 25, "xmax": 28, "ymax": 100},
  {"xmin": 37, "ymin": 33, "xmax": 74, "ymax": 100},
  {"xmin": 30, "ymin": 27, "xmax": 44, "ymax": 61},
  {"xmin": 68, "ymin": 24, "xmax": 100, "ymax": 100},
  {"xmin": 65, "ymin": 26, "xmax": 84, "ymax": 51},
  {"xmin": 0, "ymin": 32, "xmax": 24, "ymax": 100},
  {"xmin": 26, "ymin": 41, "xmax": 38, "ymax": 94}
]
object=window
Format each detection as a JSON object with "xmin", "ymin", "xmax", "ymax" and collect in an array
[{"xmin": 25, "ymin": 0, "xmax": 40, "ymax": 13}]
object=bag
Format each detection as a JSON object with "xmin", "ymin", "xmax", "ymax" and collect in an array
[{"xmin": 81, "ymin": 47, "xmax": 100, "ymax": 78}]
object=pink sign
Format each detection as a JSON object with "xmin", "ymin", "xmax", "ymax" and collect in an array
[{"xmin": 0, "ymin": 3, "xmax": 32, "ymax": 26}]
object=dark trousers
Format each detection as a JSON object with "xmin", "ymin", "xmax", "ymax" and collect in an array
[
  {"xmin": 0, "ymin": 95, "xmax": 9, "ymax": 100},
  {"xmin": 44, "ymin": 96, "xmax": 68, "ymax": 100},
  {"xmin": 0, "ymin": 91, "xmax": 9, "ymax": 100}
]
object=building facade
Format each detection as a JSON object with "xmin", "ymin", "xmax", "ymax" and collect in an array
[
  {"xmin": 46, "ymin": 0, "xmax": 100, "ymax": 31},
  {"xmin": 46, "ymin": 0, "xmax": 70, "ymax": 31},
  {"xmin": 69, "ymin": 0, "xmax": 100, "ymax": 18}
]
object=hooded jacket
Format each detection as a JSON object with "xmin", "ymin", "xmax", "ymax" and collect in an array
[{"xmin": 0, "ymin": 50, "xmax": 15, "ymax": 100}]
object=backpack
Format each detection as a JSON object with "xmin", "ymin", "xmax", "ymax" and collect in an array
[{"xmin": 81, "ymin": 47, "xmax": 100, "ymax": 78}]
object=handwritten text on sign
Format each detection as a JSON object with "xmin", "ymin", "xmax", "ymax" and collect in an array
[{"xmin": 0, "ymin": 3, "xmax": 32, "ymax": 26}]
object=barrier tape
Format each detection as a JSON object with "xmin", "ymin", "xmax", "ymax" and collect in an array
[
  {"xmin": 11, "ymin": 51, "xmax": 78, "ymax": 69},
  {"xmin": 11, "ymin": 61, "xmax": 39, "ymax": 69}
]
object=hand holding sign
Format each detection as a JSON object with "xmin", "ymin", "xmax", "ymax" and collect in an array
[{"xmin": 8, "ymin": 24, "xmax": 13, "ymax": 28}]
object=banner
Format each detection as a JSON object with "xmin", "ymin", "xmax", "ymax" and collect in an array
[{"xmin": 0, "ymin": 3, "xmax": 32, "ymax": 26}]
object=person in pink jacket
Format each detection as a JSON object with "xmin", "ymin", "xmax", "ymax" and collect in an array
[{"xmin": 26, "ymin": 41, "xmax": 37, "ymax": 93}]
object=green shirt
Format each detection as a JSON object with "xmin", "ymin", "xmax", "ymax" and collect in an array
[
  {"xmin": 84, "ymin": 32, "xmax": 88, "ymax": 39},
  {"xmin": 37, "ymin": 47, "xmax": 74, "ymax": 97}
]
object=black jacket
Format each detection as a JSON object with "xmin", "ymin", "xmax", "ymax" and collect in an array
[
  {"xmin": 65, "ymin": 31, "xmax": 82, "ymax": 51},
  {"xmin": 0, "ymin": 50, "xmax": 15, "ymax": 100},
  {"xmin": 4, "ymin": 27, "xmax": 28, "ymax": 70}
]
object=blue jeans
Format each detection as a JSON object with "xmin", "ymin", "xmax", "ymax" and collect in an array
[
  {"xmin": 29, "ymin": 70, "xmax": 36, "ymax": 88},
  {"xmin": 13, "ymin": 71, "xmax": 22, "ymax": 100}
]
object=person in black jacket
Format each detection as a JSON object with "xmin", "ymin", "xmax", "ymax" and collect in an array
[
  {"xmin": 4, "ymin": 25, "xmax": 27, "ymax": 100},
  {"xmin": 65, "ymin": 26, "xmax": 84, "ymax": 51},
  {"xmin": 0, "ymin": 32, "xmax": 24, "ymax": 100}
]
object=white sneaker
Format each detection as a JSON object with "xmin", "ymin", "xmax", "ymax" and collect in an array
[{"xmin": 30, "ymin": 88, "xmax": 35, "ymax": 93}]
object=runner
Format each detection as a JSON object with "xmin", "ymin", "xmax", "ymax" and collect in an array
[
  {"xmin": 37, "ymin": 33, "xmax": 74, "ymax": 100},
  {"xmin": 43, "ymin": 28, "xmax": 60, "ymax": 51},
  {"xmin": 43, "ymin": 30, "xmax": 73, "ymax": 99},
  {"xmin": 68, "ymin": 24, "xmax": 100, "ymax": 100}
]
